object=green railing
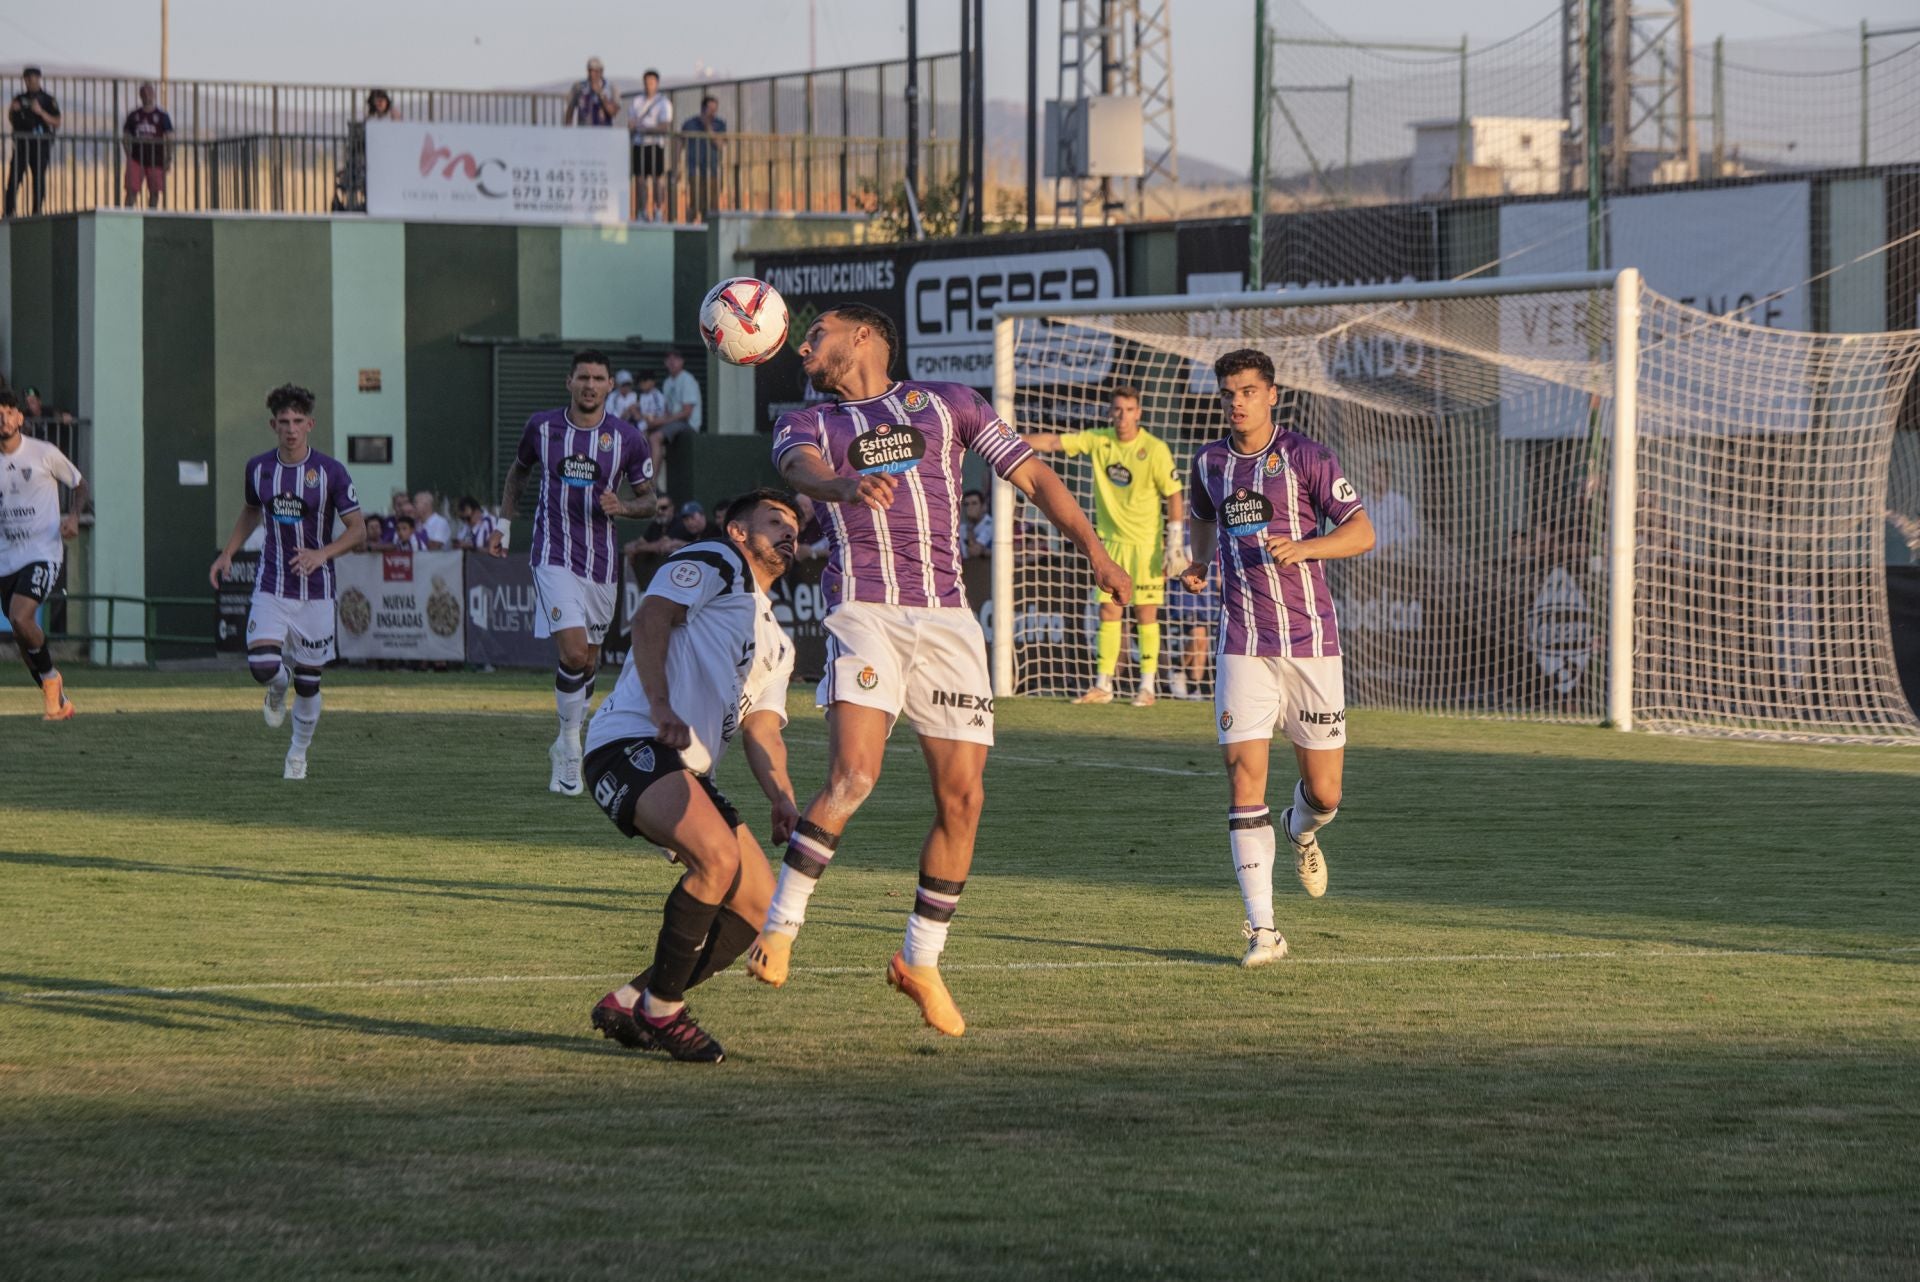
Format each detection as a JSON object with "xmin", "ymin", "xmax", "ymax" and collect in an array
[{"xmin": 52, "ymin": 594, "xmax": 213, "ymax": 665}]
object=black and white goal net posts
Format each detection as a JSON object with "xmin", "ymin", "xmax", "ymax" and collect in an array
[{"xmin": 987, "ymin": 269, "xmax": 1920, "ymax": 744}]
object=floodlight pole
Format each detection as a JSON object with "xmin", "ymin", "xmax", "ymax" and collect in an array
[
  {"xmin": 1249, "ymin": 0, "xmax": 1269, "ymax": 289},
  {"xmin": 1607, "ymin": 267, "xmax": 1641, "ymax": 732},
  {"xmin": 906, "ymin": 0, "xmax": 921, "ymax": 235}
]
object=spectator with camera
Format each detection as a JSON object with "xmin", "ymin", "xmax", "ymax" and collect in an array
[
  {"xmin": 5, "ymin": 68, "xmax": 60, "ymax": 219},
  {"xmin": 565, "ymin": 59, "xmax": 620, "ymax": 127}
]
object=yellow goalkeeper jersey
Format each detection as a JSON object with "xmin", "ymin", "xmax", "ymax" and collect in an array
[{"xmin": 1058, "ymin": 427, "xmax": 1180, "ymax": 546}]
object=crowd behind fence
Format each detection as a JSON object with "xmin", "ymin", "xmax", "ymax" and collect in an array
[{"xmin": 1, "ymin": 55, "xmax": 964, "ymax": 222}]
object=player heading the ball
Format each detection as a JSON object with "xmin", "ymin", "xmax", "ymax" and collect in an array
[
  {"xmin": 1178, "ymin": 348, "xmax": 1375, "ymax": 967},
  {"xmin": 744, "ymin": 301, "xmax": 1132, "ymax": 1036}
]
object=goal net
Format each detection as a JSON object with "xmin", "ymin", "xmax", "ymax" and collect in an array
[{"xmin": 990, "ymin": 271, "xmax": 1920, "ymax": 744}]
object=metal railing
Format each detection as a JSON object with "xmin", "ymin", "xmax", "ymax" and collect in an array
[
  {"xmin": 2, "ymin": 130, "xmax": 958, "ymax": 222},
  {"xmin": 49, "ymin": 594, "xmax": 208, "ymax": 665}
]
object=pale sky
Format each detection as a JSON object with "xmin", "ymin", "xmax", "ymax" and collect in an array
[{"xmin": 6, "ymin": 0, "xmax": 1916, "ymax": 169}]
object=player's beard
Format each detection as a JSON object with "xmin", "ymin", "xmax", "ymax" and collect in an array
[
  {"xmin": 805, "ymin": 345, "xmax": 853, "ymax": 398},
  {"xmin": 745, "ymin": 531, "xmax": 795, "ymax": 581}
]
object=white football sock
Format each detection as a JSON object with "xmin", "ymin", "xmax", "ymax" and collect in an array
[
  {"xmin": 902, "ymin": 913, "xmax": 951, "ymax": 968},
  {"xmin": 640, "ymin": 989, "xmax": 684, "ymax": 1022},
  {"xmin": 1287, "ymin": 779, "xmax": 1338, "ymax": 842},
  {"xmin": 1168, "ymin": 671, "xmax": 1188, "ymax": 698},
  {"xmin": 764, "ymin": 863, "xmax": 820, "ymax": 937},
  {"xmin": 290, "ymin": 693, "xmax": 321, "ymax": 753},
  {"xmin": 1229, "ymin": 806, "xmax": 1276, "ymax": 931}
]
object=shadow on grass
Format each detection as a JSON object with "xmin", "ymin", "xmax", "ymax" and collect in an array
[
  {"xmin": 0, "ymin": 849, "xmax": 644, "ymax": 914},
  {"xmin": 0, "ymin": 971, "xmax": 619, "ymax": 1057}
]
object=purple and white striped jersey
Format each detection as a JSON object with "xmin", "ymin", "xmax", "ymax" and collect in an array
[
  {"xmin": 243, "ymin": 447, "xmax": 360, "ymax": 602},
  {"xmin": 1188, "ymin": 427, "xmax": 1363, "ymax": 659},
  {"xmin": 460, "ymin": 513, "xmax": 500, "ymax": 550},
  {"xmin": 514, "ymin": 409, "xmax": 653, "ymax": 584},
  {"xmin": 771, "ymin": 380, "xmax": 1032, "ymax": 610}
]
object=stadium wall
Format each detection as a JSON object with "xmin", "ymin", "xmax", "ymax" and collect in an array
[{"xmin": 9, "ymin": 212, "xmax": 685, "ymax": 658}]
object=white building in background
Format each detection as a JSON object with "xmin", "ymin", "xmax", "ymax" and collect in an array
[{"xmin": 1409, "ymin": 116, "xmax": 1568, "ymax": 200}]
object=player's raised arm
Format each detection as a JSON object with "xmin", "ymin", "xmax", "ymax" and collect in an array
[
  {"xmin": 1023, "ymin": 431, "xmax": 1065, "ymax": 453},
  {"xmin": 776, "ymin": 440, "xmax": 896, "ymax": 512},
  {"xmin": 1005, "ymin": 455, "xmax": 1132, "ymax": 606}
]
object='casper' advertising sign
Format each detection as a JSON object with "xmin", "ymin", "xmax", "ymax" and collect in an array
[{"xmin": 904, "ymin": 249, "xmax": 1115, "ymax": 387}]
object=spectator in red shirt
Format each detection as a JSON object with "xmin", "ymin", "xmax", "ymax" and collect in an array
[{"xmin": 121, "ymin": 83, "xmax": 174, "ymax": 208}]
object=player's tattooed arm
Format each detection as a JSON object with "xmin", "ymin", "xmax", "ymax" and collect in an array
[
  {"xmin": 597, "ymin": 483, "xmax": 654, "ymax": 520},
  {"xmin": 1263, "ymin": 509, "xmax": 1375, "ymax": 567},
  {"xmin": 778, "ymin": 445, "xmax": 895, "ymax": 512},
  {"xmin": 1006, "ymin": 457, "xmax": 1133, "ymax": 606},
  {"xmin": 741, "ymin": 711, "xmax": 799, "ymax": 845},
  {"xmin": 61, "ymin": 475, "xmax": 89, "ymax": 541},
  {"xmin": 632, "ymin": 594, "xmax": 694, "ymax": 749},
  {"xmin": 208, "ymin": 505, "xmax": 264, "ymax": 589},
  {"xmin": 498, "ymin": 460, "xmax": 530, "ymax": 521}
]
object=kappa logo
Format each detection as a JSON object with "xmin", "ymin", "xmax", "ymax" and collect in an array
[
  {"xmin": 669, "ymin": 562, "xmax": 703, "ymax": 589},
  {"xmin": 1219, "ymin": 711, "xmax": 1233, "ymax": 731},
  {"xmin": 903, "ymin": 388, "xmax": 930, "ymax": 412},
  {"xmin": 626, "ymin": 742, "xmax": 656, "ymax": 773},
  {"xmin": 856, "ymin": 665, "xmax": 879, "ymax": 690},
  {"xmin": 969, "ymin": 714, "xmax": 986, "ymax": 727}
]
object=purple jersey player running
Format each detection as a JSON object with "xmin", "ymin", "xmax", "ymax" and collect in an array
[
  {"xmin": 209, "ymin": 383, "xmax": 368, "ymax": 781},
  {"xmin": 743, "ymin": 302, "xmax": 1131, "ymax": 1036},
  {"xmin": 498, "ymin": 349, "xmax": 655, "ymax": 797},
  {"xmin": 1178, "ymin": 348, "xmax": 1375, "ymax": 967}
]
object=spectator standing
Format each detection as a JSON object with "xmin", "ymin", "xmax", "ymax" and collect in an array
[
  {"xmin": 5, "ymin": 68, "xmax": 60, "ymax": 219},
  {"xmin": 628, "ymin": 70, "xmax": 672, "ymax": 221},
  {"xmin": 680, "ymin": 95, "xmax": 727, "ymax": 215},
  {"xmin": 365, "ymin": 88, "xmax": 398, "ymax": 122},
  {"xmin": 121, "ymin": 82, "xmax": 174, "ymax": 209},
  {"xmin": 607, "ymin": 370, "xmax": 639, "ymax": 423},
  {"xmin": 565, "ymin": 59, "xmax": 620, "ymax": 127},
  {"xmin": 413, "ymin": 491, "xmax": 452, "ymax": 550}
]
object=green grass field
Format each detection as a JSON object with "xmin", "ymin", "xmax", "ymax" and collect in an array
[{"xmin": 3, "ymin": 670, "xmax": 1917, "ymax": 1279}]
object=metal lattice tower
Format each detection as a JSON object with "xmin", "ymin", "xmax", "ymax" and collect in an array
[
  {"xmin": 1562, "ymin": 0, "xmax": 1698, "ymax": 191},
  {"xmin": 1054, "ymin": 0, "xmax": 1180, "ymax": 224}
]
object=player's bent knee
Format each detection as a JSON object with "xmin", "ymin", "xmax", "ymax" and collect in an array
[
  {"xmin": 935, "ymin": 777, "xmax": 985, "ymax": 825},
  {"xmin": 247, "ymin": 647, "xmax": 284, "ymax": 684}
]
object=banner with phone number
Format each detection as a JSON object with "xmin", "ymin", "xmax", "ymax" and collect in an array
[{"xmin": 365, "ymin": 119, "xmax": 626, "ymax": 225}]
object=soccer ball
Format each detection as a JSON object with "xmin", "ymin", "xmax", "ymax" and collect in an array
[{"xmin": 698, "ymin": 277, "xmax": 789, "ymax": 367}]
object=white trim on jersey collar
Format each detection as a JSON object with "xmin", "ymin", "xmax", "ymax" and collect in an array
[
  {"xmin": 834, "ymin": 381, "xmax": 904, "ymax": 408},
  {"xmin": 275, "ymin": 444, "xmax": 314, "ymax": 467},
  {"xmin": 1225, "ymin": 423, "xmax": 1281, "ymax": 459},
  {"xmin": 563, "ymin": 406, "xmax": 610, "ymax": 432}
]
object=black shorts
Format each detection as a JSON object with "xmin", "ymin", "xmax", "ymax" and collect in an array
[
  {"xmin": 0, "ymin": 561, "xmax": 59, "ymax": 612},
  {"xmin": 631, "ymin": 143, "xmax": 666, "ymax": 178},
  {"xmin": 584, "ymin": 737, "xmax": 743, "ymax": 842}
]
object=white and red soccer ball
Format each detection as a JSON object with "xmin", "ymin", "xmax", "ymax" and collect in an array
[{"xmin": 698, "ymin": 276, "xmax": 789, "ymax": 367}]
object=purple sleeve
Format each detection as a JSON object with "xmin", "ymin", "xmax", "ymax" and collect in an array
[
  {"xmin": 514, "ymin": 417, "xmax": 542, "ymax": 469},
  {"xmin": 243, "ymin": 459, "xmax": 261, "ymax": 509},
  {"xmin": 771, "ymin": 410, "xmax": 826, "ymax": 471},
  {"xmin": 953, "ymin": 386, "xmax": 1033, "ymax": 481},
  {"xmin": 1310, "ymin": 448, "xmax": 1363, "ymax": 525},
  {"xmin": 330, "ymin": 459, "xmax": 362, "ymax": 516},
  {"xmin": 624, "ymin": 423, "xmax": 655, "ymax": 490},
  {"xmin": 1188, "ymin": 453, "xmax": 1217, "ymax": 523}
]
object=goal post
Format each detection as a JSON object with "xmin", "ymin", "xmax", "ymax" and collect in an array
[{"xmin": 989, "ymin": 269, "xmax": 1920, "ymax": 745}]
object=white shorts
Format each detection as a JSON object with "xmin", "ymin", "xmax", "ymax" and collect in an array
[
  {"xmin": 1215, "ymin": 654, "xmax": 1346, "ymax": 750},
  {"xmin": 533, "ymin": 565, "xmax": 618, "ymax": 645},
  {"xmin": 247, "ymin": 593, "xmax": 338, "ymax": 666},
  {"xmin": 819, "ymin": 602, "xmax": 994, "ymax": 745}
]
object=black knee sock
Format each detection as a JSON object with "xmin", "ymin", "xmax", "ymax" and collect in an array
[
  {"xmin": 22, "ymin": 644, "xmax": 53, "ymax": 686},
  {"xmin": 683, "ymin": 908, "xmax": 759, "ymax": 991},
  {"xmin": 646, "ymin": 881, "xmax": 724, "ymax": 1005}
]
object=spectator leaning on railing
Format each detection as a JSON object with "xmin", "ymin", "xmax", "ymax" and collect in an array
[
  {"xmin": 122, "ymin": 82, "xmax": 174, "ymax": 209},
  {"xmin": 5, "ymin": 67, "xmax": 60, "ymax": 219},
  {"xmin": 680, "ymin": 96, "xmax": 727, "ymax": 215},
  {"xmin": 565, "ymin": 59, "xmax": 620, "ymax": 127}
]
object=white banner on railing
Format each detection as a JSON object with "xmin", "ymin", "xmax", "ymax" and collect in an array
[
  {"xmin": 337, "ymin": 551, "xmax": 467, "ymax": 661},
  {"xmin": 365, "ymin": 120, "xmax": 625, "ymax": 225}
]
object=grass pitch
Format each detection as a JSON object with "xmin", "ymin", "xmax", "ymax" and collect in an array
[{"xmin": 3, "ymin": 671, "xmax": 1917, "ymax": 1279}]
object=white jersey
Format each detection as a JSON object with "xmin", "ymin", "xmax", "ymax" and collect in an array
[
  {"xmin": 585, "ymin": 538, "xmax": 794, "ymax": 775},
  {"xmin": 0, "ymin": 436, "xmax": 83, "ymax": 575}
]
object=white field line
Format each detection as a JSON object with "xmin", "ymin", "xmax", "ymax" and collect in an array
[{"xmin": 7, "ymin": 944, "xmax": 1916, "ymax": 1003}]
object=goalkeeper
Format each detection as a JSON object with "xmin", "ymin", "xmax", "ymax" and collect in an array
[{"xmin": 1025, "ymin": 385, "xmax": 1186, "ymax": 706}]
